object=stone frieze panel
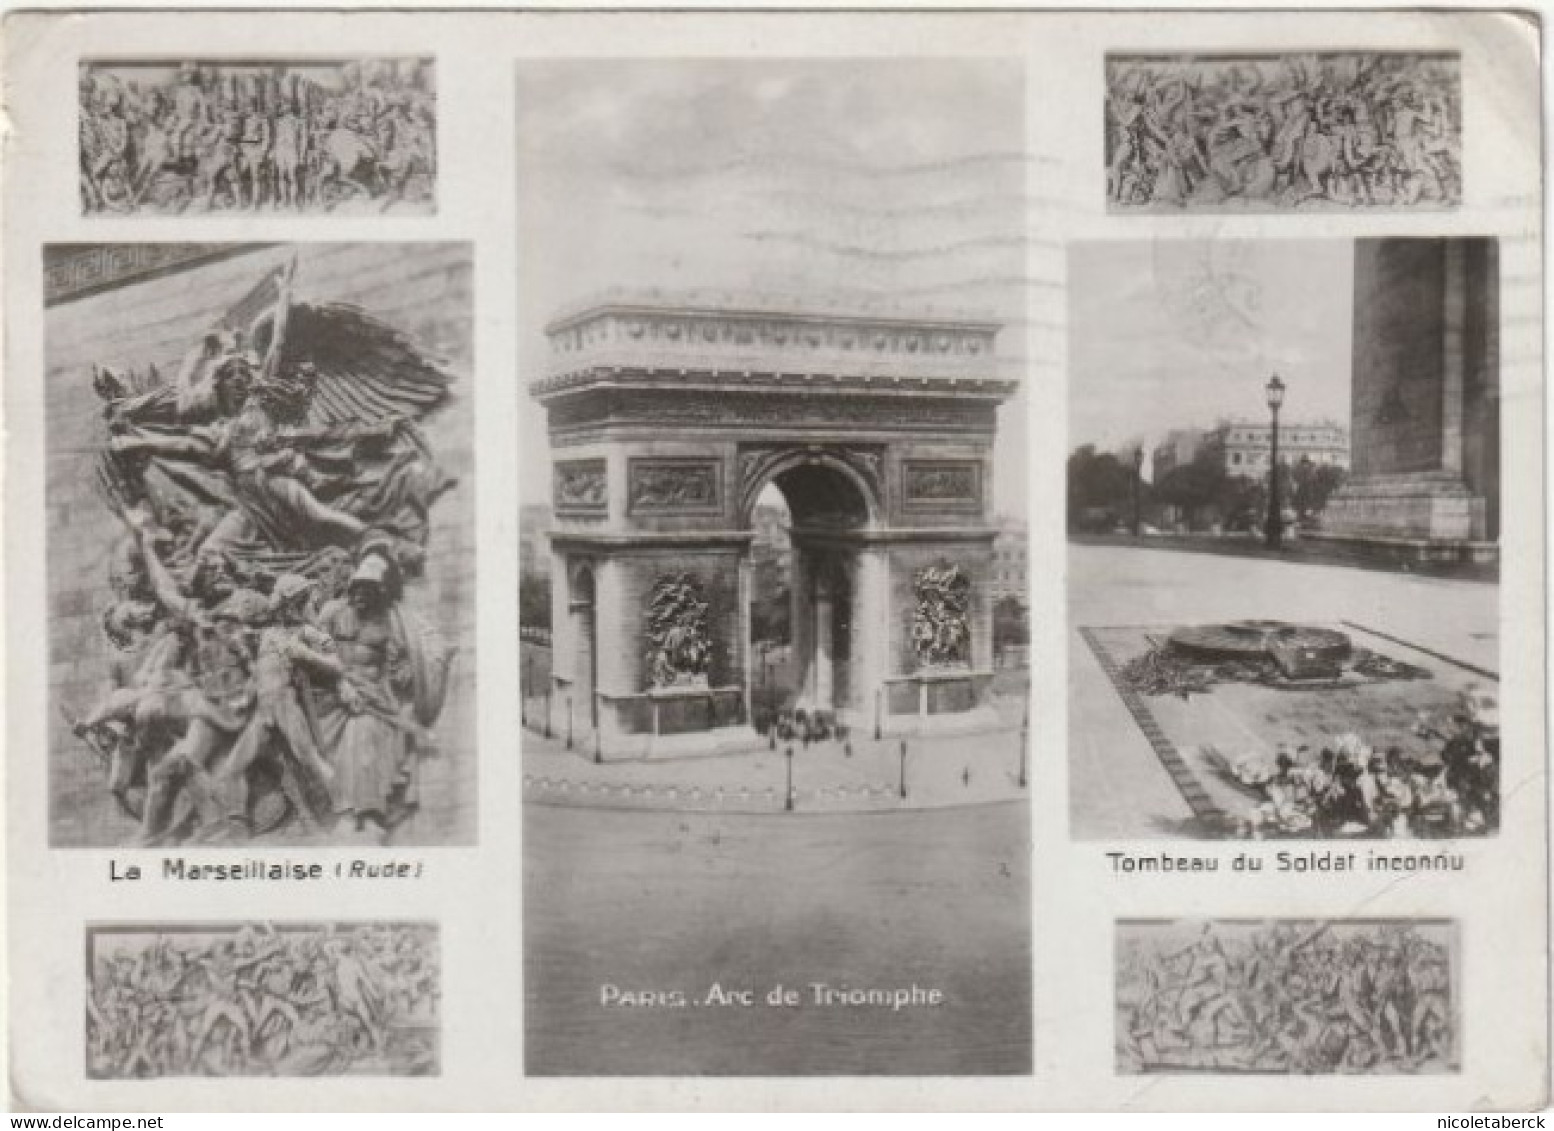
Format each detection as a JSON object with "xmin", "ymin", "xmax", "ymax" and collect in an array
[
  {"xmin": 553, "ymin": 457, "xmax": 608, "ymax": 514},
  {"xmin": 902, "ymin": 459, "xmax": 983, "ymax": 513},
  {"xmin": 628, "ymin": 457, "xmax": 724, "ymax": 516}
]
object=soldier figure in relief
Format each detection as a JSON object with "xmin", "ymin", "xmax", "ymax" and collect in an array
[
  {"xmin": 169, "ymin": 63, "xmax": 210, "ymax": 163},
  {"xmin": 315, "ymin": 542, "xmax": 451, "ymax": 836},
  {"xmin": 213, "ymin": 575, "xmax": 341, "ymax": 837},
  {"xmin": 237, "ymin": 99, "xmax": 274, "ymax": 208}
]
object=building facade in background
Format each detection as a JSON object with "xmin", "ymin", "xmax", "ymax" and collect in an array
[
  {"xmin": 1154, "ymin": 420, "xmax": 1350, "ymax": 479},
  {"xmin": 1219, "ymin": 419, "xmax": 1351, "ymax": 474},
  {"xmin": 1149, "ymin": 429, "xmax": 1207, "ymax": 479},
  {"xmin": 749, "ymin": 503, "xmax": 793, "ymax": 597},
  {"xmin": 520, "ymin": 504, "xmax": 554, "ymax": 580},
  {"xmin": 991, "ymin": 518, "xmax": 1028, "ymax": 604}
]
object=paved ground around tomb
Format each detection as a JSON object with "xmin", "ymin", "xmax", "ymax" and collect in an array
[
  {"xmin": 523, "ymin": 800, "xmax": 1032, "ymax": 1075},
  {"xmin": 1068, "ymin": 543, "xmax": 1500, "ymax": 840}
]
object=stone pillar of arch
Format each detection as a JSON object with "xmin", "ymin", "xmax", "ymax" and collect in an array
[
  {"xmin": 531, "ymin": 291, "xmax": 1017, "ymax": 758},
  {"xmin": 1320, "ymin": 237, "xmax": 1500, "ymax": 560}
]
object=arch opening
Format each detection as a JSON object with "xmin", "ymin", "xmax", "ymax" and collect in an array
[
  {"xmin": 738, "ymin": 452, "xmax": 877, "ymax": 531},
  {"xmin": 769, "ymin": 463, "xmax": 872, "ymax": 530},
  {"xmin": 746, "ymin": 466, "xmax": 864, "ymax": 726}
]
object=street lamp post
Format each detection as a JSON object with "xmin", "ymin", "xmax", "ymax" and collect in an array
[
  {"xmin": 784, "ymin": 744, "xmax": 794, "ymax": 812},
  {"xmin": 1018, "ymin": 699, "xmax": 1029, "ymax": 789},
  {"xmin": 1264, "ymin": 373, "xmax": 1286, "ymax": 551},
  {"xmin": 523, "ymin": 654, "xmax": 532, "ymax": 730},
  {"xmin": 1132, "ymin": 446, "xmax": 1144, "ymax": 537}
]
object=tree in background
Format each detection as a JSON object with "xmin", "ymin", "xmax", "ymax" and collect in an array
[
  {"xmin": 993, "ymin": 596, "xmax": 1030, "ymax": 651},
  {"xmin": 1293, "ymin": 458, "xmax": 1349, "ymax": 518},
  {"xmin": 1067, "ymin": 444, "xmax": 1149, "ymax": 530},
  {"xmin": 1153, "ymin": 444, "xmax": 1237, "ymax": 529},
  {"xmin": 520, "ymin": 570, "xmax": 551, "ymax": 631}
]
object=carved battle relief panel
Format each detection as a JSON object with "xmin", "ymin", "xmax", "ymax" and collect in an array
[
  {"xmin": 1116, "ymin": 919, "xmax": 1459, "ymax": 1075},
  {"xmin": 903, "ymin": 459, "xmax": 983, "ymax": 513},
  {"xmin": 628, "ymin": 457, "xmax": 723, "ymax": 516},
  {"xmin": 1106, "ymin": 52, "xmax": 1462, "ymax": 213},
  {"xmin": 553, "ymin": 458, "xmax": 608, "ymax": 515},
  {"xmin": 79, "ymin": 58, "xmax": 437, "ymax": 216},
  {"xmin": 87, "ymin": 921, "xmax": 441, "ymax": 1077}
]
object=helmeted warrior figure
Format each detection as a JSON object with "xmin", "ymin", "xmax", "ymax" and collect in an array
[
  {"xmin": 69, "ymin": 255, "xmax": 459, "ymax": 846},
  {"xmin": 315, "ymin": 540, "xmax": 452, "ymax": 834}
]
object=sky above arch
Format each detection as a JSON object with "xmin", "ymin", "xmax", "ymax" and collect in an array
[{"xmin": 515, "ymin": 58, "xmax": 1030, "ymax": 517}]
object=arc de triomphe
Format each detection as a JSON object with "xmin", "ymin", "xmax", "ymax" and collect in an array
[{"xmin": 531, "ymin": 292, "xmax": 1016, "ymax": 758}]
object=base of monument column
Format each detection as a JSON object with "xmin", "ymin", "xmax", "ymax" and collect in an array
[
  {"xmin": 590, "ymin": 685, "xmax": 763, "ymax": 762},
  {"xmin": 596, "ymin": 725, "xmax": 766, "ymax": 762},
  {"xmin": 874, "ymin": 669, "xmax": 1005, "ymax": 738},
  {"xmin": 1302, "ymin": 529, "xmax": 1499, "ymax": 566},
  {"xmin": 1316, "ymin": 474, "xmax": 1496, "ymax": 563}
]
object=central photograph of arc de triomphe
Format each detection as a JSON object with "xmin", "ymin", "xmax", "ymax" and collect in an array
[
  {"xmin": 534, "ymin": 293, "xmax": 1015, "ymax": 756},
  {"xmin": 516, "ymin": 58, "xmax": 1032, "ymax": 1076}
]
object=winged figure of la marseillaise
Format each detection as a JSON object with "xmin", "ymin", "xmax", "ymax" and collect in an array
[{"xmin": 66, "ymin": 258, "xmax": 458, "ymax": 846}]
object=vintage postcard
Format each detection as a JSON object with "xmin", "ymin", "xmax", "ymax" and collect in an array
[{"xmin": 2, "ymin": 6, "xmax": 1545, "ymax": 1115}]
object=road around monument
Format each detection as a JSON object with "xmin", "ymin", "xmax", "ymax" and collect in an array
[
  {"xmin": 1070, "ymin": 531, "xmax": 1497, "ymax": 583},
  {"xmin": 523, "ymin": 800, "xmax": 1032, "ymax": 1076},
  {"xmin": 522, "ymin": 724, "xmax": 1030, "ymax": 813}
]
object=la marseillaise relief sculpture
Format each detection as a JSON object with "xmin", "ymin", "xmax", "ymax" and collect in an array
[{"xmin": 64, "ymin": 259, "xmax": 458, "ymax": 846}]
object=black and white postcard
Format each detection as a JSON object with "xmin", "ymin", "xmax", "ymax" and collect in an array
[{"xmin": 2, "ymin": 6, "xmax": 1544, "ymax": 1116}]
